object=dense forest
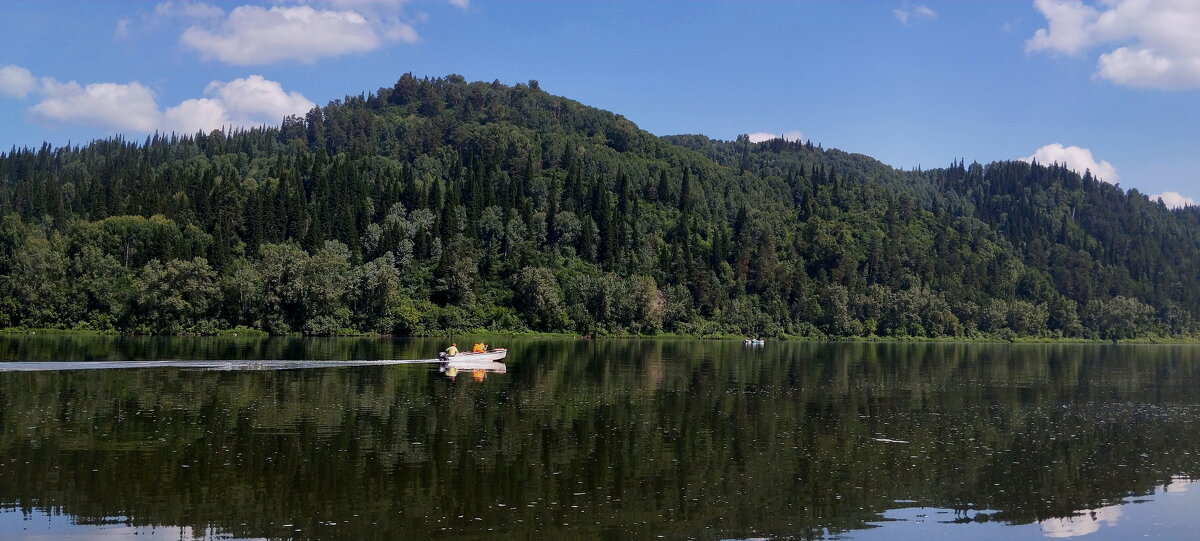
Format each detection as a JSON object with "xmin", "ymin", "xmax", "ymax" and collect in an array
[{"xmin": 1, "ymin": 74, "xmax": 1198, "ymax": 338}]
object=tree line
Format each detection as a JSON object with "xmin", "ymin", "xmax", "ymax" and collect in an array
[{"xmin": 0, "ymin": 74, "xmax": 1196, "ymax": 338}]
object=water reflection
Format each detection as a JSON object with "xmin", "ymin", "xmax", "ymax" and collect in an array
[
  {"xmin": 850, "ymin": 478, "xmax": 1199, "ymax": 540},
  {"xmin": 1039, "ymin": 504, "xmax": 1122, "ymax": 538},
  {"xmin": 0, "ymin": 509, "xmax": 266, "ymax": 540},
  {"xmin": 1037, "ymin": 476, "xmax": 1195, "ymax": 539},
  {"xmin": 0, "ymin": 338, "xmax": 1198, "ymax": 540},
  {"xmin": 440, "ymin": 360, "xmax": 507, "ymax": 381}
]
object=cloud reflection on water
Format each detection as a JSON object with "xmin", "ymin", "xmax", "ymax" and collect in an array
[
  {"xmin": 1038, "ymin": 477, "xmax": 1195, "ymax": 538},
  {"xmin": 0, "ymin": 510, "xmax": 268, "ymax": 541},
  {"xmin": 1039, "ymin": 505, "xmax": 1122, "ymax": 538}
]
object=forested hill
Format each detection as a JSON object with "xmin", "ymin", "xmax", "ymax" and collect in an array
[
  {"xmin": 672, "ymin": 135, "xmax": 1200, "ymax": 327},
  {"xmin": 1, "ymin": 74, "xmax": 1197, "ymax": 339}
]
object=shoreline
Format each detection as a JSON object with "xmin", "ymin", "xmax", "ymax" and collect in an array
[{"xmin": 3, "ymin": 327, "xmax": 1200, "ymax": 344}]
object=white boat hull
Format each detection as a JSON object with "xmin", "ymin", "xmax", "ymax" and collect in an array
[{"xmin": 443, "ymin": 348, "xmax": 507, "ymax": 365}]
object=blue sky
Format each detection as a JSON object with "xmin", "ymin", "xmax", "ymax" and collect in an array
[{"xmin": 2, "ymin": 1, "xmax": 1198, "ymax": 206}]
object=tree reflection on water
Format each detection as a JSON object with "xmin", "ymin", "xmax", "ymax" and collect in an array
[{"xmin": 0, "ymin": 337, "xmax": 1198, "ymax": 540}]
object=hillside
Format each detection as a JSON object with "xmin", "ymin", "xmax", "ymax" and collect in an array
[{"xmin": 0, "ymin": 74, "xmax": 1196, "ymax": 338}]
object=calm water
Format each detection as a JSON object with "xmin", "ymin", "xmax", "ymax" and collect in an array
[{"xmin": 0, "ymin": 337, "xmax": 1198, "ymax": 540}]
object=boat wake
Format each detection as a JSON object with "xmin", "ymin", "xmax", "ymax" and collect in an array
[{"xmin": 0, "ymin": 359, "xmax": 446, "ymax": 372}]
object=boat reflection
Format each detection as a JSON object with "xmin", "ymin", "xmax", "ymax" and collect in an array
[{"xmin": 440, "ymin": 360, "xmax": 507, "ymax": 381}]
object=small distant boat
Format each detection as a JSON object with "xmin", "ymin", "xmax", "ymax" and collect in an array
[
  {"xmin": 440, "ymin": 349, "xmax": 507, "ymax": 380},
  {"xmin": 440, "ymin": 348, "xmax": 507, "ymax": 366},
  {"xmin": 743, "ymin": 339, "xmax": 765, "ymax": 346}
]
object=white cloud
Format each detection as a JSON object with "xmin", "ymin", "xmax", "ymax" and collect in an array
[
  {"xmin": 323, "ymin": 0, "xmax": 425, "ymax": 41},
  {"xmin": 0, "ymin": 65, "xmax": 37, "ymax": 98},
  {"xmin": 893, "ymin": 4, "xmax": 937, "ymax": 26},
  {"xmin": 32, "ymin": 79, "xmax": 162, "ymax": 132},
  {"xmin": 156, "ymin": 75, "xmax": 317, "ymax": 133},
  {"xmin": 781, "ymin": 130, "xmax": 804, "ymax": 142},
  {"xmin": 163, "ymin": 97, "xmax": 230, "ymax": 134},
  {"xmin": 3, "ymin": 66, "xmax": 313, "ymax": 135},
  {"xmin": 1027, "ymin": 0, "xmax": 1200, "ymax": 89},
  {"xmin": 1020, "ymin": 143, "xmax": 1120, "ymax": 183},
  {"xmin": 115, "ymin": 17, "xmax": 132, "ymax": 39},
  {"xmin": 747, "ymin": 130, "xmax": 804, "ymax": 143},
  {"xmin": 204, "ymin": 75, "xmax": 316, "ymax": 122},
  {"xmin": 155, "ymin": 2, "xmax": 224, "ymax": 20},
  {"xmin": 1150, "ymin": 191, "xmax": 1195, "ymax": 209},
  {"xmin": 180, "ymin": 4, "xmax": 414, "ymax": 65},
  {"xmin": 112, "ymin": 2, "xmax": 224, "ymax": 42},
  {"xmin": 1026, "ymin": 0, "xmax": 1096, "ymax": 54}
]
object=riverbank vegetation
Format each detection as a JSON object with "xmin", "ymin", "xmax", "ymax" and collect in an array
[{"xmin": 2, "ymin": 75, "xmax": 1198, "ymax": 339}]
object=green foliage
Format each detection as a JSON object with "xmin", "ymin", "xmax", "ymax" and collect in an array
[
  {"xmin": 513, "ymin": 266, "xmax": 569, "ymax": 331},
  {"xmin": 0, "ymin": 74, "xmax": 1196, "ymax": 337},
  {"xmin": 1082, "ymin": 295, "xmax": 1155, "ymax": 340},
  {"xmin": 134, "ymin": 257, "xmax": 219, "ymax": 334}
]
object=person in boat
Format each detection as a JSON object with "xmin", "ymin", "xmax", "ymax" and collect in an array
[
  {"xmin": 472, "ymin": 342, "xmax": 487, "ymax": 353},
  {"xmin": 439, "ymin": 343, "xmax": 460, "ymax": 362}
]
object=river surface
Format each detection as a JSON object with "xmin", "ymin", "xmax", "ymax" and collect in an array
[{"xmin": 0, "ymin": 336, "xmax": 1198, "ymax": 540}]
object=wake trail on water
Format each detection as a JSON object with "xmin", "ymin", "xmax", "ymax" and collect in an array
[{"xmin": 0, "ymin": 359, "xmax": 446, "ymax": 372}]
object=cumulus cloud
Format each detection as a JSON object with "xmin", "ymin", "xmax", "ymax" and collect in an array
[
  {"xmin": 747, "ymin": 130, "xmax": 804, "ymax": 143},
  {"xmin": 893, "ymin": 4, "xmax": 937, "ymax": 26},
  {"xmin": 205, "ymin": 75, "xmax": 316, "ymax": 121},
  {"xmin": 2, "ymin": 66, "xmax": 314, "ymax": 135},
  {"xmin": 1020, "ymin": 143, "xmax": 1120, "ymax": 183},
  {"xmin": 1150, "ymin": 191, "xmax": 1195, "ymax": 209},
  {"xmin": 0, "ymin": 65, "xmax": 37, "ymax": 98},
  {"xmin": 164, "ymin": 76, "xmax": 316, "ymax": 133},
  {"xmin": 180, "ymin": 4, "xmax": 416, "ymax": 65},
  {"xmin": 33, "ymin": 79, "xmax": 162, "ymax": 132},
  {"xmin": 1027, "ymin": 0, "xmax": 1200, "ymax": 89},
  {"xmin": 1026, "ymin": 0, "xmax": 1096, "ymax": 54},
  {"xmin": 163, "ymin": 98, "xmax": 230, "ymax": 134}
]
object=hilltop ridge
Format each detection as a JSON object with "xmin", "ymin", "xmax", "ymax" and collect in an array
[{"xmin": 0, "ymin": 74, "xmax": 1196, "ymax": 338}]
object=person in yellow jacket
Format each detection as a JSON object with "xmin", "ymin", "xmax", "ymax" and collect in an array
[
  {"xmin": 472, "ymin": 343, "xmax": 487, "ymax": 353},
  {"xmin": 445, "ymin": 343, "xmax": 459, "ymax": 356}
]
